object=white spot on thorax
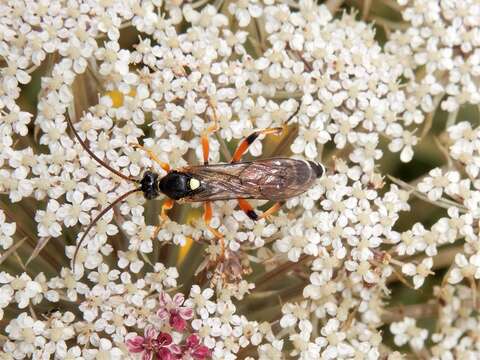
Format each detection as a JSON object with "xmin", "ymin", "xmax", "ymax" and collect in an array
[{"xmin": 189, "ymin": 178, "xmax": 200, "ymax": 190}]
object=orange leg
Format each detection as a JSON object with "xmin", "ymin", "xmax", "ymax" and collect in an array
[
  {"xmin": 153, "ymin": 199, "xmax": 175, "ymax": 238},
  {"xmin": 201, "ymin": 99, "xmax": 219, "ymax": 165},
  {"xmin": 133, "ymin": 144, "xmax": 170, "ymax": 172},
  {"xmin": 237, "ymin": 198, "xmax": 283, "ymax": 221},
  {"xmin": 259, "ymin": 202, "xmax": 283, "ymax": 220},
  {"xmin": 161, "ymin": 199, "xmax": 174, "ymax": 220},
  {"xmin": 203, "ymin": 201, "xmax": 224, "ymax": 239},
  {"xmin": 231, "ymin": 127, "xmax": 284, "ymax": 163},
  {"xmin": 204, "ymin": 201, "xmax": 225, "ymax": 259}
]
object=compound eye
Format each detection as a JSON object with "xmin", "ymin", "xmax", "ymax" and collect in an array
[{"xmin": 145, "ymin": 172, "xmax": 156, "ymax": 185}]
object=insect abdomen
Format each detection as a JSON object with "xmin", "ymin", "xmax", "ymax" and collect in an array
[
  {"xmin": 308, "ymin": 161, "xmax": 325, "ymax": 178},
  {"xmin": 256, "ymin": 159, "xmax": 323, "ymax": 201}
]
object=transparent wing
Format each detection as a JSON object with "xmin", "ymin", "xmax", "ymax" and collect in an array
[{"xmin": 181, "ymin": 158, "xmax": 320, "ymax": 202}]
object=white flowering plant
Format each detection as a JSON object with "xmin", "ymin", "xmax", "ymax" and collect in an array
[{"xmin": 1, "ymin": 0, "xmax": 480, "ymax": 359}]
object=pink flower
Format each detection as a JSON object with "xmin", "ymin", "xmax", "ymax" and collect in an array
[
  {"xmin": 157, "ymin": 292, "xmax": 194, "ymax": 332},
  {"xmin": 157, "ymin": 332, "xmax": 173, "ymax": 347},
  {"xmin": 156, "ymin": 332, "xmax": 178, "ymax": 360},
  {"xmin": 183, "ymin": 334, "xmax": 211, "ymax": 360},
  {"xmin": 126, "ymin": 326, "xmax": 157, "ymax": 360},
  {"xmin": 126, "ymin": 328, "xmax": 180, "ymax": 360},
  {"xmin": 157, "ymin": 348, "xmax": 176, "ymax": 360}
]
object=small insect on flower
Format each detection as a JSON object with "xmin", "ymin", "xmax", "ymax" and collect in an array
[{"xmin": 67, "ymin": 104, "xmax": 325, "ymax": 271}]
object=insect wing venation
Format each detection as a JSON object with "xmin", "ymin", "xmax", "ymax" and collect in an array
[{"xmin": 182, "ymin": 158, "xmax": 319, "ymax": 202}]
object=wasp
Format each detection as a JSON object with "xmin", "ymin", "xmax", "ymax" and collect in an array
[{"xmin": 67, "ymin": 105, "xmax": 325, "ymax": 271}]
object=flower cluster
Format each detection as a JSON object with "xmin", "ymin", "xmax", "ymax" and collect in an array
[
  {"xmin": 1, "ymin": 0, "xmax": 480, "ymax": 359},
  {"xmin": 430, "ymin": 284, "xmax": 480, "ymax": 359},
  {"xmin": 259, "ymin": 3, "xmax": 423, "ymax": 164},
  {"xmin": 1, "ymin": 259, "xmax": 277, "ymax": 359},
  {"xmin": 386, "ymin": 0, "xmax": 480, "ymax": 113},
  {"xmin": 275, "ymin": 159, "xmax": 412, "ymax": 358},
  {"xmin": 126, "ymin": 292, "xmax": 210, "ymax": 360}
]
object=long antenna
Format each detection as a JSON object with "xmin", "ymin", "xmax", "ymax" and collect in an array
[
  {"xmin": 72, "ymin": 187, "xmax": 142, "ymax": 272},
  {"xmin": 65, "ymin": 114, "xmax": 138, "ymax": 183},
  {"xmin": 286, "ymin": 105, "xmax": 301, "ymax": 124}
]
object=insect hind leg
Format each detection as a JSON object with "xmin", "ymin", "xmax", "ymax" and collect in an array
[
  {"xmin": 203, "ymin": 201, "xmax": 225, "ymax": 263},
  {"xmin": 201, "ymin": 99, "xmax": 220, "ymax": 165},
  {"xmin": 203, "ymin": 201, "xmax": 224, "ymax": 240},
  {"xmin": 237, "ymin": 199, "xmax": 284, "ymax": 221},
  {"xmin": 231, "ymin": 127, "xmax": 283, "ymax": 163}
]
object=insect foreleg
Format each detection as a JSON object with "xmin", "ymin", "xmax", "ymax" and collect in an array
[
  {"xmin": 161, "ymin": 199, "xmax": 175, "ymax": 220},
  {"xmin": 237, "ymin": 198, "xmax": 284, "ymax": 221},
  {"xmin": 231, "ymin": 127, "xmax": 283, "ymax": 163},
  {"xmin": 153, "ymin": 198, "xmax": 175, "ymax": 239},
  {"xmin": 133, "ymin": 144, "xmax": 170, "ymax": 172}
]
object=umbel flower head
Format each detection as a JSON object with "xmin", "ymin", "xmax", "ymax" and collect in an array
[{"xmin": 1, "ymin": 0, "xmax": 480, "ymax": 359}]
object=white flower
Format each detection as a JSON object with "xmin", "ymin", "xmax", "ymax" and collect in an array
[
  {"xmin": 258, "ymin": 340, "xmax": 283, "ymax": 360},
  {"xmin": 57, "ymin": 36, "xmax": 95, "ymax": 74},
  {"xmin": 349, "ymin": 134, "xmax": 382, "ymax": 172},
  {"xmin": 280, "ymin": 302, "xmax": 311, "ymax": 331},
  {"xmin": 87, "ymin": 264, "xmax": 120, "ymax": 292},
  {"xmin": 186, "ymin": 285, "xmax": 216, "ymax": 320},
  {"xmin": 233, "ymin": 318, "xmax": 263, "ymax": 347},
  {"xmin": 388, "ymin": 128, "xmax": 418, "ymax": 162},
  {"xmin": 417, "ymin": 168, "xmax": 460, "ymax": 201},
  {"xmin": 448, "ymin": 253, "xmax": 480, "ymax": 284},
  {"xmin": 291, "ymin": 118, "xmax": 330, "ymax": 159},
  {"xmin": 47, "ymin": 268, "xmax": 89, "ymax": 302},
  {"xmin": 0, "ymin": 275, "xmax": 14, "ymax": 320},
  {"xmin": 318, "ymin": 319, "xmax": 353, "ymax": 359},
  {"xmin": 447, "ymin": 121, "xmax": 480, "ymax": 179},
  {"xmin": 4, "ymin": 313, "xmax": 46, "ymax": 358},
  {"xmin": 117, "ymin": 250, "xmax": 144, "ymax": 273},
  {"xmin": 228, "ymin": 0, "xmax": 263, "ymax": 27},
  {"xmin": 57, "ymin": 191, "xmax": 96, "ymax": 227},
  {"xmin": 275, "ymin": 223, "xmax": 320, "ymax": 262},
  {"xmin": 390, "ymin": 317, "xmax": 428, "ymax": 351},
  {"xmin": 0, "ymin": 210, "xmax": 16, "ymax": 250},
  {"xmin": 35, "ymin": 199, "xmax": 62, "ymax": 238},
  {"xmin": 402, "ymin": 257, "xmax": 434, "ymax": 289},
  {"xmin": 11, "ymin": 273, "xmax": 42, "ymax": 309},
  {"xmin": 43, "ymin": 317, "xmax": 75, "ymax": 357},
  {"xmin": 396, "ymin": 226, "xmax": 427, "ymax": 256}
]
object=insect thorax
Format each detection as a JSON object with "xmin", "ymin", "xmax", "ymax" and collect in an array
[{"xmin": 159, "ymin": 171, "xmax": 200, "ymax": 200}]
